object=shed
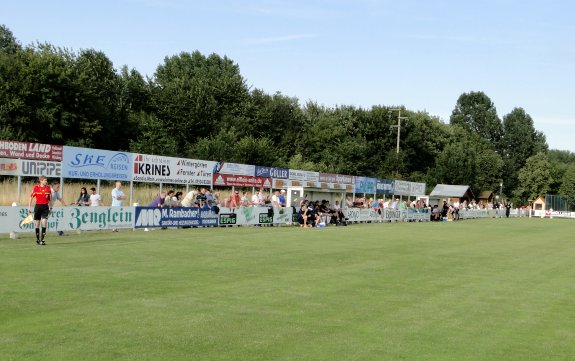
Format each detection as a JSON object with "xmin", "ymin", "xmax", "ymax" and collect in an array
[
  {"xmin": 532, "ymin": 196, "xmax": 545, "ymax": 211},
  {"xmin": 429, "ymin": 184, "xmax": 475, "ymax": 205},
  {"xmin": 477, "ymin": 190, "xmax": 495, "ymax": 203}
]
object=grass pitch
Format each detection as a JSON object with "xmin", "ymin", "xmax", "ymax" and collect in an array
[{"xmin": 1, "ymin": 218, "xmax": 574, "ymax": 361}]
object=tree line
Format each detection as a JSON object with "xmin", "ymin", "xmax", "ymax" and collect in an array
[{"xmin": 1, "ymin": 25, "xmax": 575, "ymax": 208}]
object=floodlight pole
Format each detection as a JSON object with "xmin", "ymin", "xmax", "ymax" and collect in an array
[{"xmin": 389, "ymin": 109, "xmax": 408, "ymax": 153}]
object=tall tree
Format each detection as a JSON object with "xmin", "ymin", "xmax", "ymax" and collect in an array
[
  {"xmin": 558, "ymin": 164, "xmax": 575, "ymax": 210},
  {"xmin": 450, "ymin": 91, "xmax": 502, "ymax": 148},
  {"xmin": 500, "ymin": 107, "xmax": 547, "ymax": 194},
  {"xmin": 151, "ymin": 51, "xmax": 250, "ymax": 152},
  {"xmin": 515, "ymin": 152, "xmax": 552, "ymax": 203}
]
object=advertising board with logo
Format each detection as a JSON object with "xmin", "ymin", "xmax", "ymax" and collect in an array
[
  {"xmin": 354, "ymin": 176, "xmax": 377, "ymax": 194},
  {"xmin": 0, "ymin": 157, "xmax": 19, "ymax": 176},
  {"xmin": 19, "ymin": 160, "xmax": 62, "ymax": 177},
  {"xmin": 0, "ymin": 140, "xmax": 63, "ymax": 161},
  {"xmin": 319, "ymin": 173, "xmax": 354, "ymax": 185},
  {"xmin": 132, "ymin": 154, "xmax": 215, "ymax": 185},
  {"xmin": 212, "ymin": 161, "xmax": 255, "ymax": 176},
  {"xmin": 8, "ymin": 206, "xmax": 133, "ymax": 233},
  {"xmin": 218, "ymin": 206, "xmax": 294, "ymax": 225},
  {"xmin": 212, "ymin": 174, "xmax": 272, "ymax": 188},
  {"xmin": 134, "ymin": 207, "xmax": 219, "ymax": 228},
  {"xmin": 376, "ymin": 179, "xmax": 394, "ymax": 195},
  {"xmin": 255, "ymin": 166, "xmax": 289, "ymax": 179},
  {"xmin": 62, "ymin": 146, "xmax": 133, "ymax": 180},
  {"xmin": 289, "ymin": 169, "xmax": 319, "ymax": 182},
  {"xmin": 393, "ymin": 180, "xmax": 411, "ymax": 196},
  {"xmin": 410, "ymin": 182, "xmax": 426, "ymax": 196}
]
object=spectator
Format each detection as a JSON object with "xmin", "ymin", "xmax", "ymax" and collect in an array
[
  {"xmin": 229, "ymin": 190, "xmax": 241, "ymax": 208},
  {"xmin": 181, "ymin": 190, "xmax": 197, "ymax": 207},
  {"xmin": 172, "ymin": 191, "xmax": 183, "ymax": 207},
  {"xmin": 240, "ymin": 191, "xmax": 249, "ymax": 207},
  {"xmin": 251, "ymin": 189, "xmax": 261, "ymax": 206},
  {"xmin": 271, "ymin": 190, "xmax": 280, "ymax": 207},
  {"xmin": 76, "ymin": 187, "xmax": 90, "ymax": 206},
  {"xmin": 149, "ymin": 191, "xmax": 167, "ymax": 207},
  {"xmin": 278, "ymin": 189, "xmax": 287, "ymax": 207},
  {"xmin": 88, "ymin": 187, "xmax": 102, "ymax": 206},
  {"xmin": 50, "ymin": 182, "xmax": 67, "ymax": 236},
  {"xmin": 163, "ymin": 190, "xmax": 176, "ymax": 207}
]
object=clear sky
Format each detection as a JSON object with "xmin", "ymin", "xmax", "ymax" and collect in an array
[{"xmin": 2, "ymin": 0, "xmax": 574, "ymax": 151}]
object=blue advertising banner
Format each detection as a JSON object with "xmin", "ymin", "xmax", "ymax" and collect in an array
[
  {"xmin": 376, "ymin": 179, "xmax": 394, "ymax": 195},
  {"xmin": 134, "ymin": 207, "xmax": 219, "ymax": 228},
  {"xmin": 63, "ymin": 146, "xmax": 133, "ymax": 180},
  {"xmin": 254, "ymin": 166, "xmax": 289, "ymax": 179},
  {"xmin": 354, "ymin": 176, "xmax": 377, "ymax": 194}
]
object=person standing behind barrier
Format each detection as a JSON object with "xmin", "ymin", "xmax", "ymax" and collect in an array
[
  {"xmin": 181, "ymin": 190, "xmax": 197, "ymax": 207},
  {"xmin": 49, "ymin": 183, "xmax": 68, "ymax": 236},
  {"xmin": 28, "ymin": 176, "xmax": 51, "ymax": 245},
  {"xmin": 149, "ymin": 191, "xmax": 167, "ymax": 207},
  {"xmin": 88, "ymin": 187, "xmax": 102, "ymax": 206},
  {"xmin": 76, "ymin": 187, "xmax": 90, "ymax": 206},
  {"xmin": 278, "ymin": 190, "xmax": 287, "ymax": 207},
  {"xmin": 111, "ymin": 181, "xmax": 126, "ymax": 232}
]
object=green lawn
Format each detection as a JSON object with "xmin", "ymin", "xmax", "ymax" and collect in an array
[{"xmin": 1, "ymin": 218, "xmax": 574, "ymax": 361}]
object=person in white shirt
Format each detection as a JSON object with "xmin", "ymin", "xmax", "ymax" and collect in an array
[
  {"xmin": 111, "ymin": 181, "xmax": 126, "ymax": 207},
  {"xmin": 88, "ymin": 187, "xmax": 102, "ymax": 206},
  {"xmin": 251, "ymin": 190, "xmax": 260, "ymax": 207},
  {"xmin": 49, "ymin": 183, "xmax": 67, "ymax": 236}
]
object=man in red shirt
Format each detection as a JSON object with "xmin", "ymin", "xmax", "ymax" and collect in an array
[{"xmin": 28, "ymin": 175, "xmax": 51, "ymax": 245}]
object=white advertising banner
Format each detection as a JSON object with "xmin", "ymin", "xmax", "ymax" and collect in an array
[
  {"xmin": 0, "ymin": 158, "xmax": 19, "ymax": 176},
  {"xmin": 132, "ymin": 154, "xmax": 215, "ymax": 185},
  {"xmin": 213, "ymin": 161, "xmax": 255, "ymax": 176},
  {"xmin": 410, "ymin": 182, "xmax": 426, "ymax": 196},
  {"xmin": 218, "ymin": 206, "xmax": 294, "ymax": 226},
  {"xmin": 393, "ymin": 180, "xmax": 411, "ymax": 196},
  {"xmin": 289, "ymin": 169, "xmax": 319, "ymax": 182},
  {"xmin": 19, "ymin": 159, "xmax": 62, "ymax": 178},
  {"xmin": 3, "ymin": 206, "xmax": 134, "ymax": 234},
  {"xmin": 62, "ymin": 146, "xmax": 133, "ymax": 181}
]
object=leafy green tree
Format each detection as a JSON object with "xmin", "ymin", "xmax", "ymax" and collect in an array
[
  {"xmin": 558, "ymin": 165, "xmax": 575, "ymax": 210},
  {"xmin": 0, "ymin": 24, "xmax": 20, "ymax": 53},
  {"xmin": 152, "ymin": 51, "xmax": 250, "ymax": 151},
  {"xmin": 500, "ymin": 107, "xmax": 547, "ymax": 194},
  {"xmin": 129, "ymin": 112, "xmax": 178, "ymax": 156},
  {"xmin": 515, "ymin": 152, "xmax": 552, "ymax": 201},
  {"xmin": 450, "ymin": 91, "xmax": 502, "ymax": 147}
]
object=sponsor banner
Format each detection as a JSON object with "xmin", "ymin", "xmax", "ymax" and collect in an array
[
  {"xmin": 7, "ymin": 206, "xmax": 134, "ymax": 233},
  {"xmin": 406, "ymin": 208, "xmax": 430, "ymax": 221},
  {"xmin": 0, "ymin": 140, "xmax": 63, "ymax": 161},
  {"xmin": 19, "ymin": 159, "xmax": 62, "ymax": 178},
  {"xmin": 410, "ymin": 182, "xmax": 426, "ymax": 196},
  {"xmin": 134, "ymin": 207, "xmax": 219, "ymax": 228},
  {"xmin": 63, "ymin": 146, "xmax": 133, "ymax": 180},
  {"xmin": 212, "ymin": 174, "xmax": 272, "ymax": 188},
  {"xmin": 343, "ymin": 207, "xmax": 412, "ymax": 222},
  {"xmin": 132, "ymin": 154, "xmax": 215, "ymax": 185},
  {"xmin": 0, "ymin": 158, "xmax": 19, "ymax": 176},
  {"xmin": 393, "ymin": 180, "xmax": 410, "ymax": 196},
  {"xmin": 212, "ymin": 161, "xmax": 255, "ymax": 176},
  {"xmin": 273, "ymin": 179, "xmax": 291, "ymax": 189},
  {"xmin": 354, "ymin": 176, "xmax": 377, "ymax": 194},
  {"xmin": 376, "ymin": 179, "xmax": 394, "ymax": 195},
  {"xmin": 289, "ymin": 169, "xmax": 319, "ymax": 182},
  {"xmin": 255, "ymin": 166, "xmax": 289, "ymax": 179},
  {"xmin": 319, "ymin": 173, "xmax": 354, "ymax": 184},
  {"xmin": 218, "ymin": 206, "xmax": 294, "ymax": 225}
]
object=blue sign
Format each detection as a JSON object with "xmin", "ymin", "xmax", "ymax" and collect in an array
[
  {"xmin": 354, "ymin": 176, "xmax": 377, "ymax": 193},
  {"xmin": 134, "ymin": 207, "xmax": 219, "ymax": 228},
  {"xmin": 254, "ymin": 166, "xmax": 289, "ymax": 179},
  {"xmin": 63, "ymin": 146, "xmax": 133, "ymax": 180},
  {"xmin": 376, "ymin": 179, "xmax": 394, "ymax": 195}
]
